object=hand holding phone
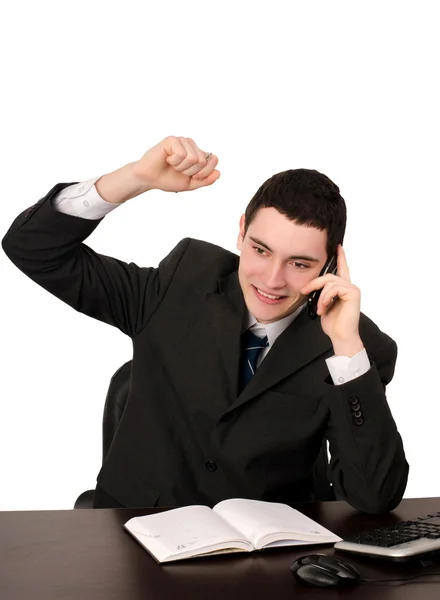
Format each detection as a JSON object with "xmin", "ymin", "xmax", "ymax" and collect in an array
[{"xmin": 307, "ymin": 255, "xmax": 338, "ymax": 319}]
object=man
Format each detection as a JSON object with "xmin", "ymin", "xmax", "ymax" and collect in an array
[{"xmin": 2, "ymin": 136, "xmax": 408, "ymax": 513}]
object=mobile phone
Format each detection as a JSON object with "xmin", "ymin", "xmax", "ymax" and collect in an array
[{"xmin": 307, "ymin": 255, "xmax": 338, "ymax": 319}]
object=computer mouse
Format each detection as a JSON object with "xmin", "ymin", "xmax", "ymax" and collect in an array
[{"xmin": 290, "ymin": 553, "xmax": 361, "ymax": 588}]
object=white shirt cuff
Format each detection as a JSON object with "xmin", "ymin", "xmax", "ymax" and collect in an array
[
  {"xmin": 52, "ymin": 177, "xmax": 123, "ymax": 220},
  {"xmin": 325, "ymin": 348, "xmax": 370, "ymax": 385}
]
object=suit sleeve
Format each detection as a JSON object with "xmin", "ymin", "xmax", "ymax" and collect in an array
[
  {"xmin": 2, "ymin": 183, "xmax": 190, "ymax": 338},
  {"xmin": 324, "ymin": 323, "xmax": 409, "ymax": 514}
]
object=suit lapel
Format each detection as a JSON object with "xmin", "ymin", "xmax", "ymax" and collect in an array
[
  {"xmin": 206, "ymin": 272, "xmax": 333, "ymax": 410},
  {"xmin": 205, "ymin": 272, "xmax": 245, "ymax": 400},
  {"xmin": 230, "ymin": 307, "xmax": 333, "ymax": 411}
]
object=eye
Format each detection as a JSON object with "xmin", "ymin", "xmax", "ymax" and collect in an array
[
  {"xmin": 253, "ymin": 246, "xmax": 268, "ymax": 256},
  {"xmin": 290, "ymin": 262, "xmax": 309, "ymax": 269}
]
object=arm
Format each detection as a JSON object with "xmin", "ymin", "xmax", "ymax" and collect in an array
[
  {"xmin": 301, "ymin": 246, "xmax": 408, "ymax": 513},
  {"xmin": 324, "ymin": 326, "xmax": 408, "ymax": 514},
  {"xmin": 2, "ymin": 137, "xmax": 220, "ymax": 337}
]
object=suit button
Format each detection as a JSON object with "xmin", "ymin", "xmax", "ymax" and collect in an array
[
  {"xmin": 349, "ymin": 397, "xmax": 359, "ymax": 405},
  {"xmin": 205, "ymin": 461, "xmax": 217, "ymax": 472},
  {"xmin": 352, "ymin": 402, "xmax": 360, "ymax": 411},
  {"xmin": 353, "ymin": 410, "xmax": 362, "ymax": 418},
  {"xmin": 355, "ymin": 417, "xmax": 364, "ymax": 426}
]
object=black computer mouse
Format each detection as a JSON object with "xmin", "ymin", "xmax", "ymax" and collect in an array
[{"xmin": 290, "ymin": 553, "xmax": 361, "ymax": 588}]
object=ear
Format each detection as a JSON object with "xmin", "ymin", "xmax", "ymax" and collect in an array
[{"xmin": 236, "ymin": 214, "xmax": 246, "ymax": 251}]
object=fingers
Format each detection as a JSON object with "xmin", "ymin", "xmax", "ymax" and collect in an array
[
  {"xmin": 165, "ymin": 136, "xmax": 217, "ymax": 180},
  {"xmin": 336, "ymin": 245, "xmax": 351, "ymax": 283},
  {"xmin": 317, "ymin": 281, "xmax": 360, "ymax": 315},
  {"xmin": 318, "ymin": 282, "xmax": 340, "ymax": 315},
  {"xmin": 163, "ymin": 136, "xmax": 188, "ymax": 167},
  {"xmin": 300, "ymin": 273, "xmax": 339, "ymax": 296},
  {"xmin": 172, "ymin": 137, "xmax": 206, "ymax": 174},
  {"xmin": 192, "ymin": 153, "xmax": 219, "ymax": 180},
  {"xmin": 300, "ymin": 246, "xmax": 351, "ymax": 297}
]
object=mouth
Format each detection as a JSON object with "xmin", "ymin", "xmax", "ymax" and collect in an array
[{"xmin": 252, "ymin": 285, "xmax": 288, "ymax": 305}]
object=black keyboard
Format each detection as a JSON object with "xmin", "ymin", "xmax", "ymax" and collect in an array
[{"xmin": 334, "ymin": 512, "xmax": 440, "ymax": 561}]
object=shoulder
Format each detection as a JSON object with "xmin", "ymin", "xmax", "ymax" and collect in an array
[
  {"xmin": 159, "ymin": 237, "xmax": 239, "ymax": 278},
  {"xmin": 359, "ymin": 312, "xmax": 397, "ymax": 373},
  {"xmin": 359, "ymin": 313, "xmax": 396, "ymax": 347}
]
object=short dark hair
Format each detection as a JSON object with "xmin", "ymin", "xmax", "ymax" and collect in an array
[{"xmin": 244, "ymin": 169, "xmax": 347, "ymax": 257}]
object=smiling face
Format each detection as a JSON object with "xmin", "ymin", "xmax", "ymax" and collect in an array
[{"xmin": 237, "ymin": 207, "xmax": 328, "ymax": 323}]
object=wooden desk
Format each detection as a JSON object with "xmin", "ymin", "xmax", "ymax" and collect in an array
[{"xmin": 1, "ymin": 498, "xmax": 440, "ymax": 599}]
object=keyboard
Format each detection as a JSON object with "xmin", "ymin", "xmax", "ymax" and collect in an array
[{"xmin": 334, "ymin": 511, "xmax": 440, "ymax": 561}]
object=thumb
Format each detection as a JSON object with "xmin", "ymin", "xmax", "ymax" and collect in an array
[{"xmin": 189, "ymin": 169, "xmax": 221, "ymax": 190}]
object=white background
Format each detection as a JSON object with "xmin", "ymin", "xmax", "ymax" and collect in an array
[{"xmin": 0, "ymin": 1, "xmax": 438, "ymax": 510}]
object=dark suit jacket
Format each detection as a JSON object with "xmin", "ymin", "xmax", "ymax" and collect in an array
[{"xmin": 2, "ymin": 183, "xmax": 409, "ymax": 513}]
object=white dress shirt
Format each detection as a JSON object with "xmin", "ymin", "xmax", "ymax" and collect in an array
[{"xmin": 52, "ymin": 180, "xmax": 371, "ymax": 386}]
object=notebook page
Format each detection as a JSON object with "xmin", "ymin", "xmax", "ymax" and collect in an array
[
  {"xmin": 213, "ymin": 499, "xmax": 341, "ymax": 549},
  {"xmin": 124, "ymin": 505, "xmax": 252, "ymax": 562}
]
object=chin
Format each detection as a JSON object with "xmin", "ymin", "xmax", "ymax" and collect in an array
[
  {"xmin": 249, "ymin": 303, "xmax": 289, "ymax": 324},
  {"xmin": 246, "ymin": 293, "xmax": 303, "ymax": 324}
]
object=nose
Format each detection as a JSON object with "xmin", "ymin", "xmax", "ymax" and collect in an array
[{"xmin": 264, "ymin": 261, "xmax": 287, "ymax": 290}]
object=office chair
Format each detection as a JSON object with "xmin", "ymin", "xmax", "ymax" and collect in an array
[
  {"xmin": 74, "ymin": 362, "xmax": 335, "ymax": 508},
  {"xmin": 74, "ymin": 360, "xmax": 131, "ymax": 508}
]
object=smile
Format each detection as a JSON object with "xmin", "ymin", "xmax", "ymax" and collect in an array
[
  {"xmin": 257, "ymin": 288, "xmax": 282, "ymax": 299},
  {"xmin": 252, "ymin": 285, "xmax": 287, "ymax": 304}
]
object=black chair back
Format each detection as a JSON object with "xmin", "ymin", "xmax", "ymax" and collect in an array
[
  {"xmin": 101, "ymin": 360, "xmax": 131, "ymax": 461},
  {"xmin": 74, "ymin": 361, "xmax": 131, "ymax": 508}
]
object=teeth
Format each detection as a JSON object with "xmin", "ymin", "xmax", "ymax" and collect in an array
[{"xmin": 257, "ymin": 288, "xmax": 282, "ymax": 300}]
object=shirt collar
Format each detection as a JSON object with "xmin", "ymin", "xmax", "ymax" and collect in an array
[{"xmin": 243, "ymin": 302, "xmax": 306, "ymax": 347}]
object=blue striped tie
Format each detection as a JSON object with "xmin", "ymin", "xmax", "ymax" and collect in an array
[{"xmin": 239, "ymin": 329, "xmax": 269, "ymax": 392}]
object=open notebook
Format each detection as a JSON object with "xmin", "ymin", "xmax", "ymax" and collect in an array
[{"xmin": 124, "ymin": 498, "xmax": 341, "ymax": 562}]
